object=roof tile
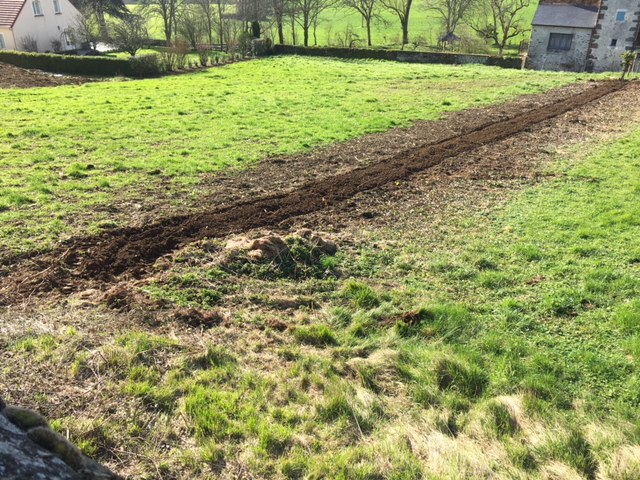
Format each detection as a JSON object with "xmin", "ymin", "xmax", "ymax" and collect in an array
[{"xmin": 0, "ymin": 0, "xmax": 26, "ymax": 28}]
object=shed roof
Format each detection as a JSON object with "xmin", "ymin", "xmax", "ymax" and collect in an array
[
  {"xmin": 0, "ymin": 0, "xmax": 26, "ymax": 28},
  {"xmin": 533, "ymin": 4, "xmax": 599, "ymax": 29}
]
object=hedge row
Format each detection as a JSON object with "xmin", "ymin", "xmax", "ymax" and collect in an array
[
  {"xmin": 273, "ymin": 45, "xmax": 523, "ymax": 69},
  {"xmin": 0, "ymin": 50, "xmax": 135, "ymax": 77}
]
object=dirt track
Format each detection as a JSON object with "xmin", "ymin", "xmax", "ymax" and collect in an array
[{"xmin": 0, "ymin": 80, "xmax": 628, "ymax": 304}]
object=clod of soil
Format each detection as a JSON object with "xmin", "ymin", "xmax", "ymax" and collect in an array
[
  {"xmin": 226, "ymin": 235, "xmax": 290, "ymax": 262},
  {"xmin": 171, "ymin": 308, "xmax": 224, "ymax": 328}
]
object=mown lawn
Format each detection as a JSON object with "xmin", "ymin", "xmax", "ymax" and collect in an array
[
  {"xmin": 0, "ymin": 56, "xmax": 587, "ymax": 253},
  {"xmin": 8, "ymin": 120, "xmax": 640, "ymax": 479}
]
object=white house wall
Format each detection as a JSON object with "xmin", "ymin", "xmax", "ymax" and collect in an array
[
  {"xmin": 0, "ymin": 27, "xmax": 16, "ymax": 49},
  {"xmin": 11, "ymin": 0, "xmax": 80, "ymax": 52}
]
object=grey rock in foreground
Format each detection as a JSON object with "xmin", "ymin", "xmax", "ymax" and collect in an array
[{"xmin": 0, "ymin": 397, "xmax": 120, "ymax": 480}]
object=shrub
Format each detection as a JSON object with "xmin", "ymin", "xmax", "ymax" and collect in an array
[
  {"xmin": 174, "ymin": 40, "xmax": 190, "ymax": 69},
  {"xmin": 129, "ymin": 54, "xmax": 162, "ymax": 77},
  {"xmin": 196, "ymin": 45, "xmax": 209, "ymax": 66},
  {"xmin": 0, "ymin": 50, "xmax": 132, "ymax": 76},
  {"xmin": 158, "ymin": 48, "xmax": 177, "ymax": 71},
  {"xmin": 19, "ymin": 34, "xmax": 38, "ymax": 52}
]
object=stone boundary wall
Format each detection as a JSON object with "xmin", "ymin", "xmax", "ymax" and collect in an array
[
  {"xmin": 0, "ymin": 397, "xmax": 120, "ymax": 480},
  {"xmin": 272, "ymin": 45, "xmax": 523, "ymax": 69}
]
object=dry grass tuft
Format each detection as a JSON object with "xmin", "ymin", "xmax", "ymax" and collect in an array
[
  {"xmin": 541, "ymin": 461, "xmax": 584, "ymax": 480},
  {"xmin": 600, "ymin": 445, "xmax": 640, "ymax": 480}
]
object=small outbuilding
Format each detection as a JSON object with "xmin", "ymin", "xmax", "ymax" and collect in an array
[{"xmin": 528, "ymin": 0, "xmax": 640, "ymax": 72}]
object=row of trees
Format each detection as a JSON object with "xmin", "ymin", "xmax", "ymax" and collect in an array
[{"xmin": 72, "ymin": 0, "xmax": 530, "ymax": 55}]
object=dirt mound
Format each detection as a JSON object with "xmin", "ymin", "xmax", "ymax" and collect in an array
[
  {"xmin": 0, "ymin": 80, "xmax": 627, "ymax": 304},
  {"xmin": 0, "ymin": 62, "xmax": 93, "ymax": 89}
]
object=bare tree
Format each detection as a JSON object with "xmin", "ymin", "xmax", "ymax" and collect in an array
[
  {"xmin": 110, "ymin": 14, "xmax": 148, "ymax": 55},
  {"xmin": 215, "ymin": 0, "xmax": 228, "ymax": 50},
  {"xmin": 70, "ymin": 8, "xmax": 101, "ymax": 49},
  {"xmin": 425, "ymin": 0, "xmax": 475, "ymax": 38},
  {"xmin": 237, "ymin": 0, "xmax": 271, "ymax": 38},
  {"xmin": 193, "ymin": 0, "xmax": 216, "ymax": 45},
  {"xmin": 140, "ymin": 0, "xmax": 182, "ymax": 45},
  {"xmin": 269, "ymin": 0, "xmax": 287, "ymax": 43},
  {"xmin": 291, "ymin": 0, "xmax": 338, "ymax": 46},
  {"xmin": 343, "ymin": 0, "xmax": 377, "ymax": 46},
  {"xmin": 379, "ymin": 0, "xmax": 412, "ymax": 46},
  {"xmin": 178, "ymin": 4, "xmax": 207, "ymax": 48},
  {"xmin": 469, "ymin": 0, "xmax": 529, "ymax": 55},
  {"xmin": 285, "ymin": 0, "xmax": 299, "ymax": 44}
]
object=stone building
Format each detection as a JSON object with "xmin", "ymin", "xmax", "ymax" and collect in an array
[{"xmin": 528, "ymin": 0, "xmax": 640, "ymax": 72}]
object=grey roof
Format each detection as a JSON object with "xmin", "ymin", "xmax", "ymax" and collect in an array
[{"xmin": 533, "ymin": 5, "xmax": 599, "ymax": 29}]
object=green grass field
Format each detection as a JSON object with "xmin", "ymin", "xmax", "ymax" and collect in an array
[
  {"xmin": 7, "ymin": 120, "xmax": 640, "ymax": 479},
  {"xmin": 0, "ymin": 56, "xmax": 587, "ymax": 254}
]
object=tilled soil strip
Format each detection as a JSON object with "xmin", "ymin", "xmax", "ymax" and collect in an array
[{"xmin": 0, "ymin": 80, "xmax": 626, "ymax": 303}]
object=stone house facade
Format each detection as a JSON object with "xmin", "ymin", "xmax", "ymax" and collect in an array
[{"xmin": 528, "ymin": 0, "xmax": 640, "ymax": 72}]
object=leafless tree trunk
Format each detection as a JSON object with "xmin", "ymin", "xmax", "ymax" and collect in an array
[
  {"xmin": 291, "ymin": 0, "xmax": 337, "ymax": 46},
  {"xmin": 379, "ymin": 0, "xmax": 412, "ymax": 46},
  {"xmin": 95, "ymin": 7, "xmax": 109, "ymax": 39},
  {"xmin": 177, "ymin": 4, "xmax": 207, "ymax": 48},
  {"xmin": 194, "ymin": 0, "xmax": 215, "ymax": 45},
  {"xmin": 286, "ymin": 0, "xmax": 298, "ymax": 44},
  {"xmin": 237, "ymin": 0, "xmax": 271, "ymax": 38},
  {"xmin": 270, "ymin": 0, "xmax": 286, "ymax": 43},
  {"xmin": 343, "ymin": 0, "xmax": 377, "ymax": 46},
  {"xmin": 216, "ymin": 0, "xmax": 226, "ymax": 49}
]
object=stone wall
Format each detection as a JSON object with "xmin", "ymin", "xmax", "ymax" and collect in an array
[
  {"xmin": 272, "ymin": 45, "xmax": 524, "ymax": 69},
  {"xmin": 528, "ymin": 25, "xmax": 593, "ymax": 71},
  {"xmin": 0, "ymin": 397, "xmax": 120, "ymax": 480}
]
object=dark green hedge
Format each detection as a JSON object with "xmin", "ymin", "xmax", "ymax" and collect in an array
[
  {"xmin": 0, "ymin": 50, "xmax": 133, "ymax": 76},
  {"xmin": 273, "ymin": 45, "xmax": 522, "ymax": 69}
]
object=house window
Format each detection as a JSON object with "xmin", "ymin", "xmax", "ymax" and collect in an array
[
  {"xmin": 548, "ymin": 33, "xmax": 573, "ymax": 51},
  {"xmin": 53, "ymin": 0, "xmax": 61, "ymax": 14},
  {"xmin": 0, "ymin": 34, "xmax": 5, "ymax": 49},
  {"xmin": 32, "ymin": 0, "xmax": 43, "ymax": 15},
  {"xmin": 610, "ymin": 38, "xmax": 618, "ymax": 47},
  {"xmin": 616, "ymin": 10, "xmax": 626, "ymax": 22}
]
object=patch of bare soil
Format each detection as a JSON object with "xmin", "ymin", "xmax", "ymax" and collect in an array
[
  {"xmin": 0, "ymin": 62, "xmax": 93, "ymax": 88},
  {"xmin": 299, "ymin": 80, "xmax": 640, "ymax": 239},
  {"xmin": 0, "ymin": 80, "xmax": 633, "ymax": 305}
]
